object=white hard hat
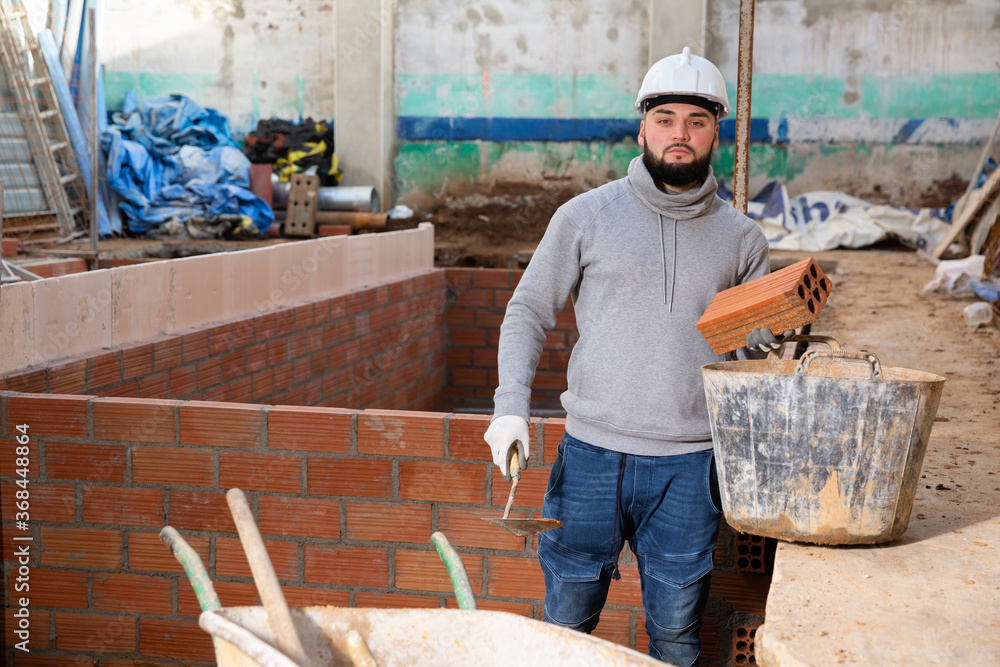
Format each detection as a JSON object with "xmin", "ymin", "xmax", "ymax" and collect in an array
[{"xmin": 635, "ymin": 47, "xmax": 730, "ymax": 120}]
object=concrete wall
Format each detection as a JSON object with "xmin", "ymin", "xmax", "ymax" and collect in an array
[
  {"xmin": 98, "ymin": 1, "xmax": 1000, "ymax": 207},
  {"xmin": 0, "ymin": 395, "xmax": 769, "ymax": 665},
  {"xmin": 102, "ymin": 0, "xmax": 336, "ymax": 133}
]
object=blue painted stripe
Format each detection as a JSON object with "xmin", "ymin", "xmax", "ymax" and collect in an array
[{"xmin": 397, "ymin": 116, "xmax": 779, "ymax": 143}]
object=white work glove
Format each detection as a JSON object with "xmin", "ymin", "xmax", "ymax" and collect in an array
[
  {"xmin": 484, "ymin": 415, "xmax": 530, "ymax": 482},
  {"xmin": 746, "ymin": 326, "xmax": 795, "ymax": 352}
]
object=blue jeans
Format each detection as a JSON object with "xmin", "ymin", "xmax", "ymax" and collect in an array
[{"xmin": 538, "ymin": 433, "xmax": 723, "ymax": 667}]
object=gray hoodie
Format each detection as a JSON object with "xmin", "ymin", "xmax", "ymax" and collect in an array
[{"xmin": 492, "ymin": 155, "xmax": 770, "ymax": 456}]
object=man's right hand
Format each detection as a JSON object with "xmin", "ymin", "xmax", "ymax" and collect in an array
[{"xmin": 484, "ymin": 415, "xmax": 530, "ymax": 482}]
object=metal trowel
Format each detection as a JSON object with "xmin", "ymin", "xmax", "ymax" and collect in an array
[{"xmin": 482, "ymin": 442, "xmax": 563, "ymax": 537}]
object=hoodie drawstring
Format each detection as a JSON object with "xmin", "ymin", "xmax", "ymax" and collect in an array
[{"xmin": 658, "ymin": 214, "xmax": 678, "ymax": 312}]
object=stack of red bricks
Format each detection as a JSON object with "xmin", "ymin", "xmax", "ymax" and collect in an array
[{"xmin": 696, "ymin": 257, "xmax": 833, "ymax": 354}]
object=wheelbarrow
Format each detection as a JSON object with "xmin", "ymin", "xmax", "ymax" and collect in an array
[{"xmin": 160, "ymin": 488, "xmax": 661, "ymax": 666}]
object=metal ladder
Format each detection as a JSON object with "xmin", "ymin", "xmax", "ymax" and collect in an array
[{"xmin": 0, "ymin": 0, "xmax": 87, "ymax": 234}]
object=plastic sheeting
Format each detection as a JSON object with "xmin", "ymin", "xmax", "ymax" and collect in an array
[
  {"xmin": 718, "ymin": 181, "xmax": 952, "ymax": 252},
  {"xmin": 102, "ymin": 93, "xmax": 272, "ymax": 235}
]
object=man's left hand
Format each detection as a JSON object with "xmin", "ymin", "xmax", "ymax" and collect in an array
[{"xmin": 746, "ymin": 327, "xmax": 795, "ymax": 352}]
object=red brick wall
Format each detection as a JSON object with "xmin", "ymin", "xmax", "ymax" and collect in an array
[
  {"xmin": 1, "ymin": 273, "xmax": 448, "ymax": 413},
  {"xmin": 444, "ymin": 268, "xmax": 576, "ymax": 413},
  {"xmin": 0, "ymin": 396, "xmax": 768, "ymax": 666}
]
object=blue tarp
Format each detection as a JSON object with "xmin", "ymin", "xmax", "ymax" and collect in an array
[{"xmin": 102, "ymin": 93, "xmax": 272, "ymax": 235}]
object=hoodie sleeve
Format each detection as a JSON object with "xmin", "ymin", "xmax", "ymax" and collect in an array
[
  {"xmin": 735, "ymin": 220, "xmax": 772, "ymax": 361},
  {"xmin": 492, "ymin": 208, "xmax": 585, "ymax": 421}
]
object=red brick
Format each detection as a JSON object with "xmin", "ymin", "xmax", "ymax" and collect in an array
[
  {"xmin": 83, "ymin": 486, "xmax": 163, "ymax": 528},
  {"xmin": 5, "ymin": 609, "xmax": 51, "ymax": 650},
  {"xmin": 179, "ymin": 401, "xmax": 265, "ymax": 447},
  {"xmin": 182, "ymin": 330, "xmax": 210, "ymax": 363},
  {"xmin": 446, "ymin": 348, "xmax": 473, "ymax": 366},
  {"xmin": 472, "ymin": 269, "xmax": 513, "ymax": 288},
  {"xmin": 495, "ymin": 289, "xmax": 515, "ymax": 306},
  {"xmin": 139, "ymin": 618, "xmax": 213, "ymax": 661},
  {"xmin": 605, "ymin": 564, "xmax": 643, "ymax": 607},
  {"xmin": 40, "ymin": 526, "xmax": 122, "ymax": 568},
  {"xmin": 56, "ymin": 612, "xmax": 135, "ymax": 652},
  {"xmin": 473, "ymin": 346, "xmax": 499, "ymax": 366},
  {"xmin": 92, "ymin": 397, "xmax": 176, "ymax": 443},
  {"xmin": 46, "ymin": 442, "xmax": 126, "ymax": 483},
  {"xmin": 304, "ymin": 545, "xmax": 388, "ymax": 586},
  {"xmin": 47, "ymin": 359, "xmax": 87, "ymax": 394},
  {"xmin": 208, "ymin": 323, "xmax": 236, "ymax": 355},
  {"xmin": 252, "ymin": 368, "xmax": 274, "ymax": 399},
  {"xmin": 308, "ymin": 457, "xmax": 392, "ymax": 498},
  {"xmin": 5, "ymin": 368, "xmax": 47, "ymax": 392},
  {"xmin": 219, "ymin": 450, "xmax": 302, "ymax": 493},
  {"xmin": 256, "ymin": 312, "xmax": 277, "ymax": 340},
  {"xmin": 228, "ymin": 376, "xmax": 254, "ymax": 403},
  {"xmin": 26, "ymin": 568, "xmax": 89, "ymax": 607},
  {"xmin": 168, "ymin": 491, "xmax": 235, "ymax": 533},
  {"xmin": 450, "ymin": 367, "xmax": 488, "ymax": 387},
  {"xmin": 129, "ymin": 531, "xmax": 209, "ymax": 573},
  {"xmin": 178, "ymin": 579, "xmax": 259, "ymax": 617},
  {"xmin": 7, "ymin": 395, "xmax": 90, "ymax": 438},
  {"xmin": 357, "ymin": 410, "xmax": 444, "ymax": 457},
  {"xmin": 168, "ymin": 365, "xmax": 197, "ymax": 396},
  {"xmin": 345, "ymin": 501, "xmax": 431, "ymax": 543},
  {"xmin": 87, "ymin": 351, "xmax": 123, "ymax": 389},
  {"xmin": 446, "ymin": 413, "xmax": 493, "ymax": 460},
  {"xmin": 491, "ymin": 467, "xmax": 548, "ymax": 509},
  {"xmin": 2, "ymin": 237, "xmax": 19, "ymax": 256},
  {"xmin": 0, "ymin": 481, "xmax": 75, "ymax": 523},
  {"xmin": 216, "ymin": 537, "xmax": 297, "ymax": 579},
  {"xmin": 532, "ymin": 370, "xmax": 567, "ymax": 391},
  {"xmin": 485, "ymin": 555, "xmax": 545, "ymax": 598},
  {"xmin": 92, "ymin": 572, "xmax": 172, "ymax": 615},
  {"xmin": 455, "ymin": 288, "xmax": 493, "ymax": 308},
  {"xmin": 446, "ymin": 308, "xmax": 476, "ymax": 326},
  {"xmin": 153, "ymin": 337, "xmax": 183, "ymax": 371},
  {"xmin": 399, "ymin": 460, "xmax": 485, "ymax": 503},
  {"xmin": 133, "ymin": 446, "xmax": 214, "ymax": 487},
  {"xmin": 121, "ymin": 343, "xmax": 154, "ymax": 381},
  {"xmin": 450, "ymin": 327, "xmax": 487, "ymax": 347},
  {"xmin": 437, "ymin": 506, "xmax": 527, "ymax": 551},
  {"xmin": 138, "ymin": 371, "xmax": 169, "ymax": 398},
  {"xmin": 282, "ymin": 586, "xmax": 351, "ymax": 609},
  {"xmin": 318, "ymin": 223, "xmax": 351, "ymax": 236},
  {"xmin": 542, "ymin": 418, "xmax": 566, "ymax": 464},
  {"xmin": 194, "ymin": 356, "xmax": 221, "ymax": 390},
  {"xmin": 102, "ymin": 380, "xmax": 138, "ymax": 397},
  {"xmin": 446, "ymin": 268, "xmax": 474, "ymax": 286},
  {"xmin": 245, "ymin": 342, "xmax": 268, "ymax": 374},
  {"xmin": 257, "ymin": 496, "xmax": 341, "ymax": 539},
  {"xmin": 269, "ymin": 405, "xmax": 354, "ymax": 453},
  {"xmin": 220, "ymin": 350, "xmax": 245, "ymax": 382},
  {"xmin": 395, "ymin": 548, "xmax": 484, "ymax": 594},
  {"xmin": 356, "ymin": 592, "xmax": 440, "ymax": 609},
  {"xmin": 445, "ymin": 597, "xmax": 535, "ymax": 616}
]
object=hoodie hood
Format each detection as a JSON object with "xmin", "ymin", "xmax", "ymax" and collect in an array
[{"xmin": 624, "ymin": 155, "xmax": 719, "ymax": 220}]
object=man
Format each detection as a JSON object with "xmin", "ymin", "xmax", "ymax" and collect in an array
[{"xmin": 483, "ymin": 48, "xmax": 785, "ymax": 666}]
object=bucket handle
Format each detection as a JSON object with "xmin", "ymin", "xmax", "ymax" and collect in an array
[
  {"xmin": 794, "ymin": 349, "xmax": 884, "ymax": 379},
  {"xmin": 766, "ymin": 334, "xmax": 842, "ymax": 360}
]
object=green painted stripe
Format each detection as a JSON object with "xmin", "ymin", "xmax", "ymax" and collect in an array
[
  {"xmin": 398, "ymin": 73, "xmax": 638, "ymax": 119},
  {"xmin": 401, "ymin": 72, "xmax": 1000, "ymax": 120},
  {"xmin": 104, "ymin": 71, "xmax": 215, "ymax": 110}
]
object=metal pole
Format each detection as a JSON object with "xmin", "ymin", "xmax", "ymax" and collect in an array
[
  {"xmin": 88, "ymin": 7, "xmax": 99, "ymax": 269},
  {"xmin": 733, "ymin": 0, "xmax": 756, "ymax": 216}
]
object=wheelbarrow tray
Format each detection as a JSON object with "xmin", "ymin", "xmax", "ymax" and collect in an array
[{"xmin": 205, "ymin": 605, "xmax": 662, "ymax": 666}]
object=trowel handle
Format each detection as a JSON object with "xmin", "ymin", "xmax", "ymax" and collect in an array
[{"xmin": 507, "ymin": 442, "xmax": 522, "ymax": 481}]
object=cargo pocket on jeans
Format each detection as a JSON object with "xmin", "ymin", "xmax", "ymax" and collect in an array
[
  {"xmin": 538, "ymin": 539, "xmax": 604, "ymax": 583},
  {"xmin": 543, "ymin": 438, "xmax": 568, "ymax": 500},
  {"xmin": 641, "ymin": 550, "xmax": 714, "ymax": 589}
]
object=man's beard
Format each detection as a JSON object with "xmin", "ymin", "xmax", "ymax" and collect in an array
[{"xmin": 642, "ymin": 141, "xmax": 713, "ymax": 191}]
